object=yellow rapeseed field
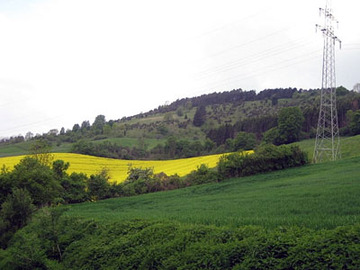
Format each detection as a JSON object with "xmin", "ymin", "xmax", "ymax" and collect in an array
[{"xmin": 0, "ymin": 152, "xmax": 249, "ymax": 183}]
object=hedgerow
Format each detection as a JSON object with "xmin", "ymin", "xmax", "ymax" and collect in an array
[
  {"xmin": 1, "ymin": 215, "xmax": 359, "ymax": 269},
  {"xmin": 218, "ymin": 144, "xmax": 308, "ymax": 179}
]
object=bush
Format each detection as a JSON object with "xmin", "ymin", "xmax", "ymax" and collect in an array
[
  {"xmin": 119, "ymin": 167, "xmax": 185, "ymax": 196},
  {"xmin": 10, "ymin": 157, "xmax": 63, "ymax": 207},
  {"xmin": 120, "ymin": 167, "xmax": 156, "ymax": 196},
  {"xmin": 87, "ymin": 169, "xmax": 111, "ymax": 201},
  {"xmin": 185, "ymin": 164, "xmax": 219, "ymax": 185},
  {"xmin": 230, "ymin": 132, "xmax": 257, "ymax": 151},
  {"xmin": 0, "ymin": 189, "xmax": 36, "ymax": 248},
  {"xmin": 218, "ymin": 144, "xmax": 308, "ymax": 179}
]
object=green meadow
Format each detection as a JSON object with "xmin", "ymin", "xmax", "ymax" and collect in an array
[
  {"xmin": 293, "ymin": 135, "xmax": 360, "ymax": 161},
  {"xmin": 66, "ymin": 155, "xmax": 360, "ymax": 230}
]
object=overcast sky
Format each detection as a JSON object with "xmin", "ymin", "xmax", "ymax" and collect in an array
[{"xmin": 0, "ymin": 0, "xmax": 359, "ymax": 138}]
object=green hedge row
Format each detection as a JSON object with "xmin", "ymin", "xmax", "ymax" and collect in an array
[
  {"xmin": 218, "ymin": 144, "xmax": 308, "ymax": 179},
  {"xmin": 117, "ymin": 145, "xmax": 308, "ymax": 197},
  {"xmin": 1, "ymin": 214, "xmax": 359, "ymax": 269}
]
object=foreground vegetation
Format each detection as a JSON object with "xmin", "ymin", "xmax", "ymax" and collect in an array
[
  {"xmin": 0, "ymin": 155, "xmax": 359, "ymax": 269},
  {"xmin": 1, "ymin": 217, "xmax": 359, "ymax": 269}
]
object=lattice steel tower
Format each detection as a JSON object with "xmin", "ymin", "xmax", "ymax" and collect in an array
[{"xmin": 313, "ymin": 0, "xmax": 341, "ymax": 163}]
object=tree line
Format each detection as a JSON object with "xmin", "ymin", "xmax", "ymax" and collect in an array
[
  {"xmin": 145, "ymin": 87, "xmax": 300, "ymax": 116},
  {"xmin": 71, "ymin": 137, "xmax": 217, "ymax": 160}
]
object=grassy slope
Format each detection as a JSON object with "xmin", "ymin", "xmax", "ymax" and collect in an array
[
  {"xmin": 0, "ymin": 141, "xmax": 72, "ymax": 157},
  {"xmin": 66, "ymin": 155, "xmax": 360, "ymax": 230},
  {"xmin": 0, "ymin": 138, "xmax": 164, "ymax": 158},
  {"xmin": 293, "ymin": 135, "xmax": 360, "ymax": 160}
]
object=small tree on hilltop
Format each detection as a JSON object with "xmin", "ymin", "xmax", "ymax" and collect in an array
[{"xmin": 92, "ymin": 115, "xmax": 106, "ymax": 135}]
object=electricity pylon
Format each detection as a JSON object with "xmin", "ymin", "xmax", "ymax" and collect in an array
[{"xmin": 313, "ymin": 0, "xmax": 341, "ymax": 163}]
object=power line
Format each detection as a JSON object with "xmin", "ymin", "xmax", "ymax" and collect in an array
[
  {"xmin": 193, "ymin": 39, "xmax": 314, "ymax": 81},
  {"xmin": 188, "ymin": 48, "xmax": 322, "ymax": 95}
]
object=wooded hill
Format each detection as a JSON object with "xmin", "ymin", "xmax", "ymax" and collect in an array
[{"xmin": 1, "ymin": 86, "xmax": 360, "ymax": 160}]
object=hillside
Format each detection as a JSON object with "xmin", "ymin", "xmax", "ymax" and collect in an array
[
  {"xmin": 293, "ymin": 134, "xmax": 360, "ymax": 160},
  {"xmin": 1, "ymin": 86, "xmax": 360, "ymax": 160}
]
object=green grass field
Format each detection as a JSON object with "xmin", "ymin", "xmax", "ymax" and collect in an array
[
  {"xmin": 293, "ymin": 135, "xmax": 360, "ymax": 160},
  {"xmin": 0, "ymin": 141, "xmax": 73, "ymax": 157},
  {"xmin": 65, "ymin": 155, "xmax": 360, "ymax": 230}
]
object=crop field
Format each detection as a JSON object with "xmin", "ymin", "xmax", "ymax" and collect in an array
[
  {"xmin": 0, "ymin": 152, "xmax": 232, "ymax": 183},
  {"xmin": 65, "ymin": 155, "xmax": 360, "ymax": 229}
]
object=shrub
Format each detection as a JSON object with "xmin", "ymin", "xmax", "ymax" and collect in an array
[
  {"xmin": 218, "ymin": 144, "xmax": 308, "ymax": 179},
  {"xmin": 10, "ymin": 157, "xmax": 63, "ymax": 206},
  {"xmin": 87, "ymin": 169, "xmax": 111, "ymax": 201},
  {"xmin": 185, "ymin": 164, "xmax": 219, "ymax": 185},
  {"xmin": 231, "ymin": 132, "xmax": 257, "ymax": 151}
]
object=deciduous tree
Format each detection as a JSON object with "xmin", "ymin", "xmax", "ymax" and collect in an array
[
  {"xmin": 92, "ymin": 115, "xmax": 106, "ymax": 135},
  {"xmin": 277, "ymin": 107, "xmax": 304, "ymax": 144},
  {"xmin": 11, "ymin": 157, "xmax": 62, "ymax": 206}
]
